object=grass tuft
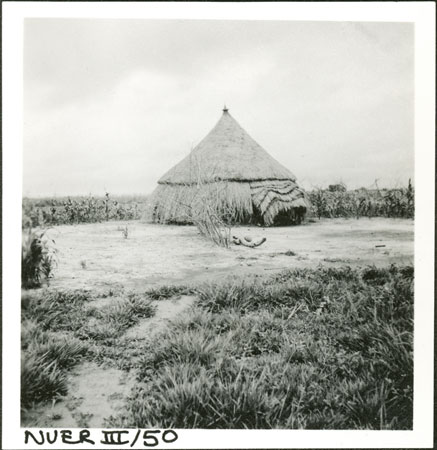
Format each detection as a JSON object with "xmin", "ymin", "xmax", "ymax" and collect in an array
[
  {"xmin": 21, "ymin": 320, "xmax": 87, "ymax": 407},
  {"xmin": 145, "ymin": 285, "xmax": 193, "ymax": 300}
]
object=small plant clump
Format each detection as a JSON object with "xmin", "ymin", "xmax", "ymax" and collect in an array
[{"xmin": 22, "ymin": 228, "xmax": 58, "ymax": 289}]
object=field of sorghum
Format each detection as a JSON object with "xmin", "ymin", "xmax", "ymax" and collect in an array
[
  {"xmin": 22, "ymin": 193, "xmax": 145, "ymax": 228},
  {"xmin": 308, "ymin": 182, "xmax": 414, "ymax": 219}
]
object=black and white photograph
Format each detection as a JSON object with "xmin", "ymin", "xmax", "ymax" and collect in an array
[{"xmin": 2, "ymin": 2, "xmax": 435, "ymax": 449}]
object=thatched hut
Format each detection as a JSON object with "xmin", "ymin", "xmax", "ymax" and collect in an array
[{"xmin": 148, "ymin": 107, "xmax": 309, "ymax": 226}]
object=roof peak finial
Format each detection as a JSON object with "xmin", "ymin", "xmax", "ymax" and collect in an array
[{"xmin": 223, "ymin": 104, "xmax": 229, "ymax": 113}]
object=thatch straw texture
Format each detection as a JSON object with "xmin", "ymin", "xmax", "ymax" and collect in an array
[
  {"xmin": 159, "ymin": 111, "xmax": 296, "ymax": 185},
  {"xmin": 148, "ymin": 182, "xmax": 253, "ymax": 224},
  {"xmin": 149, "ymin": 109, "xmax": 309, "ymax": 226}
]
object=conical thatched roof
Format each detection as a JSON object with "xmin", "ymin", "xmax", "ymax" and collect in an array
[
  {"xmin": 159, "ymin": 109, "xmax": 296, "ymax": 185},
  {"xmin": 148, "ymin": 108, "xmax": 308, "ymax": 226}
]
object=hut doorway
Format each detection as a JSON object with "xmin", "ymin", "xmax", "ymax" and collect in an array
[{"xmin": 272, "ymin": 207, "xmax": 306, "ymax": 226}]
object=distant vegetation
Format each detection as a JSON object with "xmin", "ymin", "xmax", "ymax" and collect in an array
[
  {"xmin": 22, "ymin": 183, "xmax": 413, "ymax": 228},
  {"xmin": 308, "ymin": 181, "xmax": 414, "ymax": 219},
  {"xmin": 22, "ymin": 193, "xmax": 145, "ymax": 228}
]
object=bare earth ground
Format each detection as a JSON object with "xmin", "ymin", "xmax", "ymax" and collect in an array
[
  {"xmin": 48, "ymin": 218, "xmax": 413, "ymax": 292},
  {"xmin": 23, "ymin": 218, "xmax": 413, "ymax": 427}
]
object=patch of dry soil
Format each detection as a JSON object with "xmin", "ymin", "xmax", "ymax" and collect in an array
[
  {"xmin": 21, "ymin": 363, "xmax": 135, "ymax": 428},
  {"xmin": 47, "ymin": 218, "xmax": 414, "ymax": 291}
]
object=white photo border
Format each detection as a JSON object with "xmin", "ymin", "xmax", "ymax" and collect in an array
[{"xmin": 3, "ymin": 2, "xmax": 435, "ymax": 449}]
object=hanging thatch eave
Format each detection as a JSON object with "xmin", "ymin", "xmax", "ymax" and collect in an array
[{"xmin": 148, "ymin": 181, "xmax": 254, "ymax": 225}]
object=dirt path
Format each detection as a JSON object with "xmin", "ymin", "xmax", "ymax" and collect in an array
[
  {"xmin": 125, "ymin": 295, "xmax": 196, "ymax": 340},
  {"xmin": 21, "ymin": 295, "xmax": 196, "ymax": 428}
]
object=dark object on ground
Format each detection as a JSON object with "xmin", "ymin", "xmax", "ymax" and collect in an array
[{"xmin": 232, "ymin": 236, "xmax": 267, "ymax": 248}]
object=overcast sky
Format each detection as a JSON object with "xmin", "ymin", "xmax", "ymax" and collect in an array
[{"xmin": 24, "ymin": 19, "xmax": 414, "ymax": 196}]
